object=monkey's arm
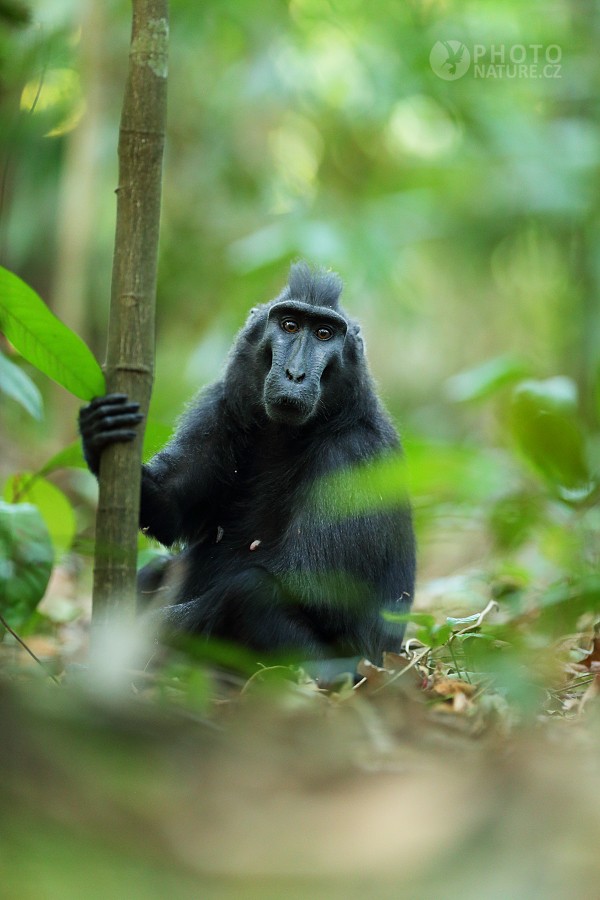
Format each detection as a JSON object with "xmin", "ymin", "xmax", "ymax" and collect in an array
[{"xmin": 79, "ymin": 385, "xmax": 231, "ymax": 547}]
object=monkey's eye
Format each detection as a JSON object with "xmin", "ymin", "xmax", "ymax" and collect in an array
[
  {"xmin": 315, "ymin": 326, "xmax": 334, "ymax": 341},
  {"xmin": 281, "ymin": 318, "xmax": 300, "ymax": 334}
]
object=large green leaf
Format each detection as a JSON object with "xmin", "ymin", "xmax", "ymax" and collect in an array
[
  {"xmin": 0, "ymin": 500, "xmax": 54, "ymax": 629},
  {"xmin": 308, "ymin": 453, "xmax": 408, "ymax": 519},
  {"xmin": 0, "ymin": 349, "xmax": 43, "ymax": 419},
  {"xmin": 0, "ymin": 266, "xmax": 105, "ymax": 400},
  {"xmin": 445, "ymin": 354, "xmax": 531, "ymax": 404},
  {"xmin": 511, "ymin": 378, "xmax": 592, "ymax": 496},
  {"xmin": 4, "ymin": 474, "xmax": 76, "ymax": 557}
]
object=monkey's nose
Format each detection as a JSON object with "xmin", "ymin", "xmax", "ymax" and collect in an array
[{"xmin": 285, "ymin": 369, "xmax": 305, "ymax": 384}]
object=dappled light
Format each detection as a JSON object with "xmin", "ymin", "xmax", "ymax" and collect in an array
[{"xmin": 20, "ymin": 67, "xmax": 85, "ymax": 137}]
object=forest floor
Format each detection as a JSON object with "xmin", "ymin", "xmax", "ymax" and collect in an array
[{"xmin": 3, "ymin": 559, "xmax": 600, "ymax": 900}]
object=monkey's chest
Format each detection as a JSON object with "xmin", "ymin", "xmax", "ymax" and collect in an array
[{"xmin": 213, "ymin": 462, "xmax": 304, "ymax": 554}]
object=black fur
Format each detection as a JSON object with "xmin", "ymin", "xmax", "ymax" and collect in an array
[{"xmin": 80, "ymin": 263, "xmax": 416, "ymax": 663}]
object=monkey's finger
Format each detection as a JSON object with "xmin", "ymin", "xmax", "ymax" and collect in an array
[
  {"xmin": 86, "ymin": 393, "xmax": 131, "ymax": 410},
  {"xmin": 80, "ymin": 402, "xmax": 142, "ymax": 427},
  {"xmin": 80, "ymin": 394, "xmax": 139, "ymax": 421},
  {"xmin": 81, "ymin": 396, "xmax": 139, "ymax": 415},
  {"xmin": 89, "ymin": 429, "xmax": 139, "ymax": 449},
  {"xmin": 86, "ymin": 415, "xmax": 143, "ymax": 440},
  {"xmin": 96, "ymin": 412, "xmax": 144, "ymax": 430}
]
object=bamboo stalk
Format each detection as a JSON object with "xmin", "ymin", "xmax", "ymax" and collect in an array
[{"xmin": 92, "ymin": 1, "xmax": 168, "ymax": 633}]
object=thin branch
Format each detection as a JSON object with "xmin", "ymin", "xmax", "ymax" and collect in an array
[{"xmin": 0, "ymin": 614, "xmax": 61, "ymax": 685}]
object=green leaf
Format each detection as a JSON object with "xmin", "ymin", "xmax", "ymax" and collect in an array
[
  {"xmin": 0, "ymin": 500, "xmax": 54, "ymax": 629},
  {"xmin": 406, "ymin": 440, "xmax": 509, "ymax": 504},
  {"xmin": 511, "ymin": 377, "xmax": 592, "ymax": 494},
  {"xmin": 454, "ymin": 632, "xmax": 496, "ymax": 644},
  {"xmin": 488, "ymin": 491, "xmax": 541, "ymax": 551},
  {"xmin": 446, "ymin": 613, "xmax": 482, "ymax": 627},
  {"xmin": 445, "ymin": 354, "xmax": 530, "ymax": 404},
  {"xmin": 4, "ymin": 473, "xmax": 76, "ymax": 557},
  {"xmin": 37, "ymin": 441, "xmax": 86, "ymax": 477},
  {"xmin": 309, "ymin": 452, "xmax": 408, "ymax": 519},
  {"xmin": 383, "ymin": 611, "xmax": 436, "ymax": 628},
  {"xmin": 427, "ymin": 623, "xmax": 453, "ymax": 647},
  {"xmin": 515, "ymin": 376, "xmax": 578, "ymax": 415},
  {"xmin": 0, "ymin": 266, "xmax": 105, "ymax": 400},
  {"xmin": 0, "ymin": 349, "xmax": 43, "ymax": 419},
  {"xmin": 536, "ymin": 576, "xmax": 600, "ymax": 635}
]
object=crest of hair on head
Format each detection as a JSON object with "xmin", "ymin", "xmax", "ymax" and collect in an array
[{"xmin": 286, "ymin": 261, "xmax": 344, "ymax": 310}]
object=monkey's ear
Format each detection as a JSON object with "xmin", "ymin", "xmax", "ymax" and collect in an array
[{"xmin": 348, "ymin": 321, "xmax": 365, "ymax": 355}]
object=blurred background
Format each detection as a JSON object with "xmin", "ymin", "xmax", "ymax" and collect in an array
[
  {"xmin": 2, "ymin": 3, "xmax": 600, "ymax": 897},
  {"xmin": 0, "ymin": 0, "xmax": 599, "ymax": 601}
]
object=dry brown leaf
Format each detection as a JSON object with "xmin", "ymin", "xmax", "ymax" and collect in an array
[
  {"xmin": 382, "ymin": 651, "xmax": 411, "ymax": 670},
  {"xmin": 429, "ymin": 675, "xmax": 477, "ymax": 698},
  {"xmin": 356, "ymin": 658, "xmax": 391, "ymax": 692}
]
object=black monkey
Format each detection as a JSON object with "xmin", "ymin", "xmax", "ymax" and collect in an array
[{"xmin": 79, "ymin": 263, "xmax": 415, "ymax": 663}]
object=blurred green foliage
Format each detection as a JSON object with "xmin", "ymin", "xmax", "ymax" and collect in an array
[
  {"xmin": 1, "ymin": 0, "xmax": 598, "ymax": 424},
  {"xmin": 0, "ymin": 0, "xmax": 599, "ymax": 665},
  {"xmin": 0, "ymin": 499, "xmax": 53, "ymax": 628}
]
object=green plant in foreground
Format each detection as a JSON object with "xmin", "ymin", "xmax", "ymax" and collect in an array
[{"xmin": 0, "ymin": 266, "xmax": 105, "ymax": 629}]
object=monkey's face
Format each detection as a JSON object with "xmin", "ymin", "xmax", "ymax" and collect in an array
[{"xmin": 262, "ymin": 301, "xmax": 347, "ymax": 426}]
